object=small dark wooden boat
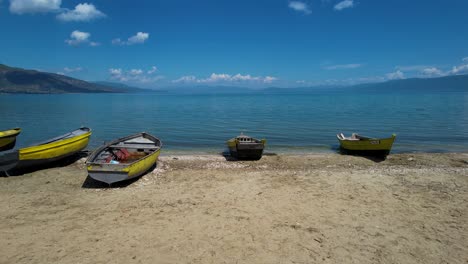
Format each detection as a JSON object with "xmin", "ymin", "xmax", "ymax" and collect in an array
[
  {"xmin": 337, "ymin": 133, "xmax": 396, "ymax": 157},
  {"xmin": 227, "ymin": 133, "xmax": 266, "ymax": 160},
  {"xmin": 0, "ymin": 128, "xmax": 21, "ymax": 151},
  {"xmin": 86, "ymin": 132, "xmax": 162, "ymax": 185},
  {"xmin": 0, "ymin": 127, "xmax": 92, "ymax": 174}
]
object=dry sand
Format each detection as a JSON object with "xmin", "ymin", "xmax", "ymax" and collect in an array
[{"xmin": 0, "ymin": 153, "xmax": 467, "ymax": 264}]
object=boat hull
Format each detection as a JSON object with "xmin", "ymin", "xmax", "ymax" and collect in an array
[
  {"xmin": 337, "ymin": 134, "xmax": 396, "ymax": 157},
  {"xmin": 86, "ymin": 133, "xmax": 162, "ymax": 185},
  {"xmin": 88, "ymin": 149, "xmax": 160, "ymax": 184},
  {"xmin": 229, "ymin": 148, "xmax": 264, "ymax": 160},
  {"xmin": 0, "ymin": 127, "xmax": 91, "ymax": 173},
  {"xmin": 16, "ymin": 128, "xmax": 91, "ymax": 169},
  {"xmin": 227, "ymin": 139, "xmax": 265, "ymax": 160},
  {"xmin": 339, "ymin": 148, "xmax": 391, "ymax": 157},
  {"xmin": 0, "ymin": 138, "xmax": 17, "ymax": 152},
  {"xmin": 0, "ymin": 128, "xmax": 21, "ymax": 151}
]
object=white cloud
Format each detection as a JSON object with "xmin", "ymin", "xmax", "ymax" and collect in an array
[
  {"xmin": 109, "ymin": 67, "xmax": 164, "ymax": 83},
  {"xmin": 57, "ymin": 3, "xmax": 105, "ymax": 22},
  {"xmin": 9, "ymin": 0, "xmax": 61, "ymax": 14},
  {"xmin": 172, "ymin": 75, "xmax": 197, "ymax": 83},
  {"xmin": 450, "ymin": 64, "xmax": 468, "ymax": 75},
  {"xmin": 65, "ymin": 30, "xmax": 99, "ymax": 46},
  {"xmin": 128, "ymin": 32, "xmax": 149, "ymax": 45},
  {"xmin": 65, "ymin": 30, "xmax": 89, "ymax": 45},
  {"xmin": 147, "ymin": 66, "xmax": 158, "ymax": 74},
  {"xmin": 112, "ymin": 32, "xmax": 150, "ymax": 46},
  {"xmin": 130, "ymin": 69, "xmax": 143, "ymax": 75},
  {"xmin": 288, "ymin": 1, "xmax": 311, "ymax": 14},
  {"xmin": 420, "ymin": 67, "xmax": 443, "ymax": 77},
  {"xmin": 385, "ymin": 70, "xmax": 405, "ymax": 80},
  {"xmin": 172, "ymin": 73, "xmax": 278, "ymax": 84},
  {"xmin": 264, "ymin": 76, "xmax": 278, "ymax": 83},
  {"xmin": 109, "ymin": 68, "xmax": 127, "ymax": 81},
  {"xmin": 109, "ymin": 68, "xmax": 122, "ymax": 76},
  {"xmin": 324, "ymin": 63, "xmax": 361, "ymax": 70},
  {"xmin": 64, "ymin": 67, "xmax": 82, "ymax": 73},
  {"xmin": 447, "ymin": 57, "xmax": 468, "ymax": 75},
  {"xmin": 334, "ymin": 0, "xmax": 353, "ymax": 11}
]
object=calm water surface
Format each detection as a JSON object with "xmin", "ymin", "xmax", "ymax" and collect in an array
[{"xmin": 1, "ymin": 90, "xmax": 467, "ymax": 154}]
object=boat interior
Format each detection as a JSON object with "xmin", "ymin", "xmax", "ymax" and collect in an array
[
  {"xmin": 92, "ymin": 136, "xmax": 160, "ymax": 165},
  {"xmin": 236, "ymin": 135, "xmax": 261, "ymax": 144},
  {"xmin": 337, "ymin": 133, "xmax": 371, "ymax": 141}
]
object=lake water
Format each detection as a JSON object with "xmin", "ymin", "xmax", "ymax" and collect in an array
[{"xmin": 1, "ymin": 89, "xmax": 468, "ymax": 154}]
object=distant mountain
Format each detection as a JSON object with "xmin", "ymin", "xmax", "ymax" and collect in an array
[
  {"xmin": 93, "ymin": 81, "xmax": 159, "ymax": 93},
  {"xmin": 2, "ymin": 63, "xmax": 467, "ymax": 94},
  {"xmin": 164, "ymin": 74, "xmax": 468, "ymax": 95},
  {"xmin": 348, "ymin": 74, "xmax": 468, "ymax": 92},
  {"xmin": 165, "ymin": 85, "xmax": 256, "ymax": 94},
  {"xmin": 0, "ymin": 64, "xmax": 147, "ymax": 94},
  {"xmin": 264, "ymin": 75, "xmax": 468, "ymax": 94},
  {"xmin": 262, "ymin": 85, "xmax": 342, "ymax": 93}
]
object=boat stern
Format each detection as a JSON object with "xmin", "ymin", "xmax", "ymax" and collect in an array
[
  {"xmin": 0, "ymin": 151, "xmax": 19, "ymax": 173},
  {"xmin": 88, "ymin": 170, "xmax": 130, "ymax": 185}
]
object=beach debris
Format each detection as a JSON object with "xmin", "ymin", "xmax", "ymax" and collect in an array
[
  {"xmin": 290, "ymin": 222, "xmax": 302, "ymax": 229},
  {"xmin": 306, "ymin": 227, "xmax": 319, "ymax": 233}
]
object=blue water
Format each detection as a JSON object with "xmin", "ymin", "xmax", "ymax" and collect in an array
[{"xmin": 1, "ymin": 89, "xmax": 468, "ymax": 154}]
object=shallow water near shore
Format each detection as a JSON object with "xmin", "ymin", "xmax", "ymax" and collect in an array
[{"xmin": 1, "ymin": 89, "xmax": 468, "ymax": 153}]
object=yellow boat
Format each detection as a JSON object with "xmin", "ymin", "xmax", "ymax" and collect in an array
[
  {"xmin": 337, "ymin": 133, "xmax": 396, "ymax": 157},
  {"xmin": 0, "ymin": 127, "xmax": 92, "ymax": 174},
  {"xmin": 0, "ymin": 128, "xmax": 21, "ymax": 151},
  {"xmin": 86, "ymin": 132, "xmax": 162, "ymax": 185}
]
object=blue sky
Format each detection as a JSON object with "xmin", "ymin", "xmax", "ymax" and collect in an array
[{"xmin": 0, "ymin": 0, "xmax": 467, "ymax": 88}]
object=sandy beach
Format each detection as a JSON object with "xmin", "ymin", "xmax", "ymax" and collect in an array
[{"xmin": 0, "ymin": 153, "xmax": 467, "ymax": 264}]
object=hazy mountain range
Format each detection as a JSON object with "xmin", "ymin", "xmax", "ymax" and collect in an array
[
  {"xmin": 1, "ymin": 64, "xmax": 467, "ymax": 94},
  {"xmin": 0, "ymin": 64, "xmax": 150, "ymax": 94}
]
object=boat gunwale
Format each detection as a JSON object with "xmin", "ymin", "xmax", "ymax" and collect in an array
[
  {"xmin": 0, "ymin": 128, "xmax": 21, "ymax": 139},
  {"xmin": 336, "ymin": 133, "xmax": 396, "ymax": 142},
  {"xmin": 27, "ymin": 127, "xmax": 91, "ymax": 147},
  {"xmin": 227, "ymin": 137, "xmax": 266, "ymax": 145}
]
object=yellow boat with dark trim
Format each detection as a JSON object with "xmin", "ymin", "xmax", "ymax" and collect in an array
[
  {"xmin": 0, "ymin": 127, "xmax": 91, "ymax": 174},
  {"xmin": 0, "ymin": 128, "xmax": 21, "ymax": 151},
  {"xmin": 86, "ymin": 132, "xmax": 162, "ymax": 185},
  {"xmin": 337, "ymin": 133, "xmax": 396, "ymax": 157}
]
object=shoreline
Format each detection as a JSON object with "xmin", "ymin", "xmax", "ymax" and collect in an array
[{"xmin": 1, "ymin": 153, "xmax": 467, "ymax": 263}]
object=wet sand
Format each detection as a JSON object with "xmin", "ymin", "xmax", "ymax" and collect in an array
[{"xmin": 0, "ymin": 153, "xmax": 467, "ymax": 264}]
